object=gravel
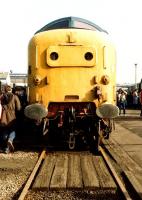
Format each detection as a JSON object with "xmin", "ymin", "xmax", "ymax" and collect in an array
[
  {"xmin": 0, "ymin": 151, "xmax": 39, "ymax": 200},
  {"xmin": 25, "ymin": 190, "xmax": 119, "ymax": 200}
]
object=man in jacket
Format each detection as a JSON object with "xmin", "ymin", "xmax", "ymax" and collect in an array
[{"xmin": 0, "ymin": 85, "xmax": 21, "ymax": 153}]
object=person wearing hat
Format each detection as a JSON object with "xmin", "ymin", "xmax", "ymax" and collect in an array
[{"xmin": 0, "ymin": 85, "xmax": 21, "ymax": 153}]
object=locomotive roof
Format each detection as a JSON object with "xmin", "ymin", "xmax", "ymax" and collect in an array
[{"xmin": 35, "ymin": 17, "xmax": 108, "ymax": 34}]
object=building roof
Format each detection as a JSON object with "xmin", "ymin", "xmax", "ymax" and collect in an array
[
  {"xmin": 0, "ymin": 72, "xmax": 9, "ymax": 80},
  {"xmin": 10, "ymin": 73, "xmax": 27, "ymax": 78},
  {"xmin": 35, "ymin": 16, "xmax": 108, "ymax": 34}
]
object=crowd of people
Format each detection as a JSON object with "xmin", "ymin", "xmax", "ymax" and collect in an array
[{"xmin": 117, "ymin": 88, "xmax": 142, "ymax": 116}]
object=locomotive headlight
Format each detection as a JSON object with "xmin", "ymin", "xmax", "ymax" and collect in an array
[
  {"xmin": 34, "ymin": 75, "xmax": 42, "ymax": 86},
  {"xmin": 50, "ymin": 52, "xmax": 59, "ymax": 60},
  {"xmin": 84, "ymin": 52, "xmax": 93, "ymax": 60},
  {"xmin": 101, "ymin": 75, "xmax": 110, "ymax": 85}
]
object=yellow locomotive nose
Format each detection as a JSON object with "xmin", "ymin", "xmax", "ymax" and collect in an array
[{"xmin": 27, "ymin": 17, "xmax": 116, "ymax": 152}]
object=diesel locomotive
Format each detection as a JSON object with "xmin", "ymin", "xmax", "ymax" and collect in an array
[{"xmin": 25, "ymin": 17, "xmax": 118, "ymax": 151}]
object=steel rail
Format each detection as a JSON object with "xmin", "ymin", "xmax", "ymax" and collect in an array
[
  {"xmin": 100, "ymin": 146, "xmax": 132, "ymax": 200},
  {"xmin": 18, "ymin": 149, "xmax": 46, "ymax": 200}
]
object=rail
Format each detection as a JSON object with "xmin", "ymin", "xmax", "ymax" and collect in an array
[
  {"xmin": 18, "ymin": 149, "xmax": 46, "ymax": 200},
  {"xmin": 100, "ymin": 146, "xmax": 132, "ymax": 200}
]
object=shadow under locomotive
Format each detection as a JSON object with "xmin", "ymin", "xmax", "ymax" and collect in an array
[{"xmin": 16, "ymin": 102, "xmax": 114, "ymax": 153}]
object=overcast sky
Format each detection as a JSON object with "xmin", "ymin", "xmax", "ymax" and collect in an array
[{"xmin": 0, "ymin": 0, "xmax": 142, "ymax": 84}]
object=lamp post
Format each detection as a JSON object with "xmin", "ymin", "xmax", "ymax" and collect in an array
[{"xmin": 134, "ymin": 63, "xmax": 137, "ymax": 89}]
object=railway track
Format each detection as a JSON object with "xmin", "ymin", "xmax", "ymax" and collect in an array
[
  {"xmin": 103, "ymin": 138, "xmax": 142, "ymax": 200},
  {"xmin": 18, "ymin": 144, "xmax": 142, "ymax": 200}
]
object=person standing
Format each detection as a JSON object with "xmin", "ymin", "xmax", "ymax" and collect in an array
[
  {"xmin": 132, "ymin": 89, "xmax": 139, "ymax": 109},
  {"xmin": 119, "ymin": 90, "xmax": 127, "ymax": 115},
  {"xmin": 116, "ymin": 89, "xmax": 122, "ymax": 109},
  {"xmin": 0, "ymin": 85, "xmax": 21, "ymax": 153},
  {"xmin": 139, "ymin": 89, "xmax": 142, "ymax": 116},
  {"xmin": 0, "ymin": 92, "xmax": 2, "ymax": 119}
]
